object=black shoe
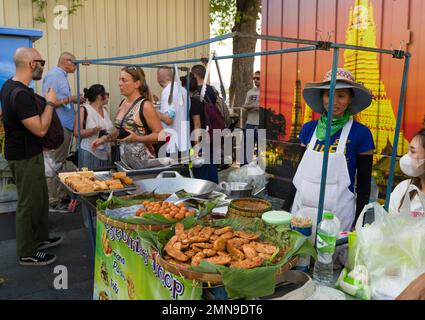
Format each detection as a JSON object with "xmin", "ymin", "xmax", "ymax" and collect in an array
[
  {"xmin": 49, "ymin": 203, "xmax": 70, "ymax": 213},
  {"xmin": 19, "ymin": 251, "xmax": 56, "ymax": 266},
  {"xmin": 38, "ymin": 237, "xmax": 63, "ymax": 250}
]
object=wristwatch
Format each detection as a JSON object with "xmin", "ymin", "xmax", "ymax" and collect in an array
[{"xmin": 46, "ymin": 101, "xmax": 55, "ymax": 108}]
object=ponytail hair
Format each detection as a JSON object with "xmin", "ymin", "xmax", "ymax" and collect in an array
[{"xmin": 83, "ymin": 84, "xmax": 106, "ymax": 103}]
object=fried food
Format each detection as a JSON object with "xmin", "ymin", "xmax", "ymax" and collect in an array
[
  {"xmin": 230, "ymin": 256, "xmax": 265, "ymax": 269},
  {"xmin": 112, "ymin": 172, "xmax": 126, "ymax": 179},
  {"xmin": 163, "ymin": 223, "xmax": 282, "ymax": 270},
  {"xmin": 214, "ymin": 226, "xmax": 233, "ymax": 236},
  {"xmin": 253, "ymin": 242, "xmax": 278, "ymax": 255},
  {"xmin": 234, "ymin": 231, "xmax": 260, "ymax": 241}
]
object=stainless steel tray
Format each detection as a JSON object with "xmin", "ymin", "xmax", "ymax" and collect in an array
[
  {"xmin": 115, "ymin": 160, "xmax": 182, "ymax": 175},
  {"xmin": 59, "ymin": 171, "xmax": 137, "ymax": 197}
]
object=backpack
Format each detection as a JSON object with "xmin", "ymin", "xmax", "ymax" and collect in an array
[
  {"xmin": 11, "ymin": 87, "xmax": 64, "ymax": 150},
  {"xmin": 213, "ymin": 87, "xmax": 231, "ymax": 128},
  {"xmin": 194, "ymin": 94, "xmax": 225, "ymax": 141}
]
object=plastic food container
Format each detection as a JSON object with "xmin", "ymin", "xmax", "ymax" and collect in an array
[{"xmin": 262, "ymin": 210, "xmax": 292, "ymax": 226}]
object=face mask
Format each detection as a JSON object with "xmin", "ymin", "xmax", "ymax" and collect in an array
[{"xmin": 399, "ymin": 154, "xmax": 425, "ymax": 177}]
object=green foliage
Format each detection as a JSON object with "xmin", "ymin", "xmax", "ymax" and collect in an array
[
  {"xmin": 32, "ymin": 0, "xmax": 85, "ymax": 24},
  {"xmin": 210, "ymin": 0, "xmax": 261, "ymax": 35},
  {"xmin": 210, "ymin": 0, "xmax": 237, "ymax": 35}
]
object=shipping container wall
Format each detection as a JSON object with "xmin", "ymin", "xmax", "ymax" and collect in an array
[
  {"xmin": 261, "ymin": 0, "xmax": 424, "ymax": 199},
  {"xmin": 0, "ymin": 0, "xmax": 210, "ymax": 116}
]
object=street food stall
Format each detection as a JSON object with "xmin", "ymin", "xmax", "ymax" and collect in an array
[{"xmin": 62, "ymin": 31, "xmax": 420, "ymax": 300}]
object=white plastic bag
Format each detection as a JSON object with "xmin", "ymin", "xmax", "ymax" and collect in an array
[
  {"xmin": 227, "ymin": 161, "xmax": 269, "ymax": 193},
  {"xmin": 44, "ymin": 152, "xmax": 62, "ymax": 177},
  {"xmin": 355, "ymin": 202, "xmax": 425, "ymax": 299}
]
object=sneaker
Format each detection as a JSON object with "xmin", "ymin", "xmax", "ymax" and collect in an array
[
  {"xmin": 49, "ymin": 203, "xmax": 70, "ymax": 213},
  {"xmin": 38, "ymin": 237, "xmax": 63, "ymax": 250},
  {"xmin": 19, "ymin": 251, "xmax": 56, "ymax": 266}
]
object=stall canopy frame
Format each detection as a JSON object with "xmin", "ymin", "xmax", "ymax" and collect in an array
[{"xmin": 73, "ymin": 31, "xmax": 410, "ymax": 231}]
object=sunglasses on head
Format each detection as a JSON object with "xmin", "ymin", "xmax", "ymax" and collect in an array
[{"xmin": 33, "ymin": 59, "xmax": 46, "ymax": 67}]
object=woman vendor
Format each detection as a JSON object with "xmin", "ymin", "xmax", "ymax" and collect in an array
[
  {"xmin": 92, "ymin": 66, "xmax": 163, "ymax": 169},
  {"xmin": 390, "ymin": 129, "xmax": 425, "ymax": 217},
  {"xmin": 284, "ymin": 68, "xmax": 375, "ymax": 233}
]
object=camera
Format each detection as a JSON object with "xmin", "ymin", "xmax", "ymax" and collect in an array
[{"xmin": 98, "ymin": 129, "xmax": 108, "ymax": 138}]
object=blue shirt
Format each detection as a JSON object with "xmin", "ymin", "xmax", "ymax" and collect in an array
[
  {"xmin": 299, "ymin": 120, "xmax": 375, "ymax": 192},
  {"xmin": 42, "ymin": 66, "xmax": 74, "ymax": 130}
]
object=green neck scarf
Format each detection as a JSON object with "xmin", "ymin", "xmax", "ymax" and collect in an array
[{"xmin": 316, "ymin": 110, "xmax": 351, "ymax": 141}]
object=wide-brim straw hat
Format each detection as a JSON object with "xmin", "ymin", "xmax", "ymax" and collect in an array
[{"xmin": 302, "ymin": 68, "xmax": 373, "ymax": 115}]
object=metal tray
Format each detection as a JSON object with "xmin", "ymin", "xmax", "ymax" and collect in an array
[
  {"xmin": 115, "ymin": 160, "xmax": 183, "ymax": 176},
  {"xmin": 59, "ymin": 171, "xmax": 137, "ymax": 197}
]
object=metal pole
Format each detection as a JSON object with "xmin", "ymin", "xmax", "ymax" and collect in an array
[
  {"xmin": 76, "ymin": 63, "xmax": 81, "ymax": 169},
  {"xmin": 317, "ymin": 48, "xmax": 340, "ymax": 227},
  {"xmin": 385, "ymin": 54, "xmax": 411, "ymax": 210}
]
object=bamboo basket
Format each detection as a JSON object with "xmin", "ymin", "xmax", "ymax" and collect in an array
[
  {"xmin": 154, "ymin": 251, "xmax": 299, "ymax": 285},
  {"xmin": 227, "ymin": 198, "xmax": 272, "ymax": 219}
]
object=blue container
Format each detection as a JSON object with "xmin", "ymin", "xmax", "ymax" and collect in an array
[{"xmin": 291, "ymin": 224, "xmax": 313, "ymax": 272}]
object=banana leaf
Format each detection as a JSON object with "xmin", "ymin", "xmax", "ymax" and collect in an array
[
  {"xmin": 195, "ymin": 229, "xmax": 315, "ymax": 299},
  {"xmin": 96, "ymin": 192, "xmax": 160, "ymax": 211}
]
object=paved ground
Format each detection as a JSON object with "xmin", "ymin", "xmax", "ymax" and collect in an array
[
  {"xmin": 0, "ymin": 208, "xmax": 94, "ymax": 300},
  {"xmin": 0, "ymin": 164, "xmax": 284, "ymax": 300}
]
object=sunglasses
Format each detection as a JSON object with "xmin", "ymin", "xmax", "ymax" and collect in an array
[
  {"xmin": 253, "ymin": 77, "xmax": 260, "ymax": 80},
  {"xmin": 33, "ymin": 59, "xmax": 46, "ymax": 67}
]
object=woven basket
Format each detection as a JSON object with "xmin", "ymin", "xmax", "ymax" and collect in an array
[
  {"xmin": 154, "ymin": 251, "xmax": 299, "ymax": 285},
  {"xmin": 227, "ymin": 198, "xmax": 272, "ymax": 219}
]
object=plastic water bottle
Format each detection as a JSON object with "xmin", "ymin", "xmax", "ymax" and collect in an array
[{"xmin": 313, "ymin": 212, "xmax": 339, "ymax": 286}]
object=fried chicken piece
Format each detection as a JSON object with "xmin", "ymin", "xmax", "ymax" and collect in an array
[
  {"xmin": 209, "ymin": 234, "xmax": 219, "ymax": 242},
  {"xmin": 191, "ymin": 252, "xmax": 205, "ymax": 266},
  {"xmin": 192, "ymin": 243, "xmax": 213, "ymax": 250},
  {"xmin": 213, "ymin": 237, "xmax": 227, "ymax": 252},
  {"xmin": 202, "ymin": 249, "xmax": 217, "ymax": 257},
  {"xmin": 75, "ymin": 184, "xmax": 96, "ymax": 193},
  {"xmin": 218, "ymin": 231, "xmax": 234, "ymax": 240},
  {"xmin": 227, "ymin": 238, "xmax": 250, "ymax": 249},
  {"xmin": 206, "ymin": 254, "xmax": 232, "ymax": 266},
  {"xmin": 185, "ymin": 250, "xmax": 196, "ymax": 259},
  {"xmin": 187, "ymin": 225, "xmax": 203, "ymax": 237},
  {"xmin": 112, "ymin": 172, "xmax": 126, "ymax": 179},
  {"xmin": 253, "ymin": 242, "xmax": 278, "ymax": 255},
  {"xmin": 175, "ymin": 223, "xmax": 185, "ymax": 238},
  {"xmin": 230, "ymin": 256, "xmax": 265, "ymax": 269},
  {"xmin": 227, "ymin": 240, "xmax": 245, "ymax": 261},
  {"xmin": 120, "ymin": 176, "xmax": 133, "ymax": 185},
  {"xmin": 214, "ymin": 226, "xmax": 233, "ymax": 236},
  {"xmin": 199, "ymin": 227, "xmax": 215, "ymax": 239},
  {"xmin": 233, "ymin": 231, "xmax": 260, "ymax": 241},
  {"xmin": 242, "ymin": 244, "xmax": 258, "ymax": 260},
  {"xmin": 164, "ymin": 236, "xmax": 189, "ymax": 262}
]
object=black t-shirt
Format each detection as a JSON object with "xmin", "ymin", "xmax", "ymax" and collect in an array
[
  {"xmin": 197, "ymin": 84, "xmax": 217, "ymax": 105},
  {"xmin": 189, "ymin": 96, "xmax": 206, "ymax": 146},
  {"xmin": 0, "ymin": 79, "xmax": 43, "ymax": 160}
]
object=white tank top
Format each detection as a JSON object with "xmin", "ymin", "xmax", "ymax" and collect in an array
[{"xmin": 80, "ymin": 103, "xmax": 115, "ymax": 160}]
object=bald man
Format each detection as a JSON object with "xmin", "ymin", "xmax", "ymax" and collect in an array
[
  {"xmin": 0, "ymin": 47, "xmax": 62, "ymax": 266},
  {"xmin": 156, "ymin": 67, "xmax": 188, "ymax": 155},
  {"xmin": 42, "ymin": 52, "xmax": 84, "ymax": 212}
]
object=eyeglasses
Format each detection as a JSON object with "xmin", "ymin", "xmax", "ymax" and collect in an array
[
  {"xmin": 33, "ymin": 60, "xmax": 46, "ymax": 67},
  {"xmin": 253, "ymin": 77, "xmax": 260, "ymax": 80}
]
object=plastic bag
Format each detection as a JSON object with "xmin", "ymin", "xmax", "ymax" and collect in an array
[
  {"xmin": 227, "ymin": 161, "xmax": 269, "ymax": 193},
  {"xmin": 354, "ymin": 202, "xmax": 425, "ymax": 299},
  {"xmin": 44, "ymin": 152, "xmax": 62, "ymax": 177}
]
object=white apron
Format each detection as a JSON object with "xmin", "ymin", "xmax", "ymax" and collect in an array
[{"xmin": 291, "ymin": 119, "xmax": 355, "ymax": 235}]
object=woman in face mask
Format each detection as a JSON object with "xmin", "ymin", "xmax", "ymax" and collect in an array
[{"xmin": 389, "ymin": 129, "xmax": 425, "ymax": 217}]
